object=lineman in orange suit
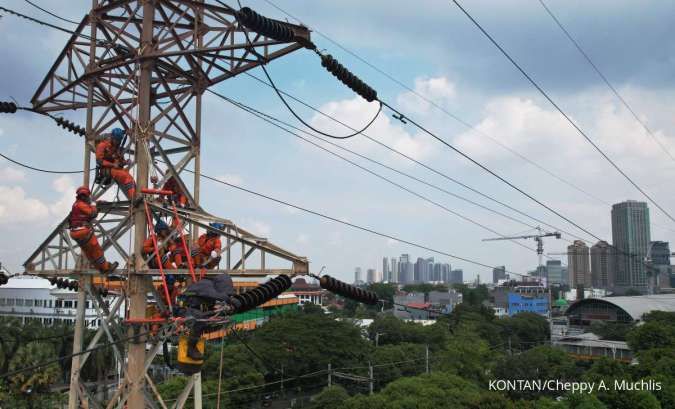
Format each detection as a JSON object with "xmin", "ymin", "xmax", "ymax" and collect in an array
[
  {"xmin": 96, "ymin": 128, "xmax": 136, "ymax": 199},
  {"xmin": 163, "ymin": 175, "xmax": 188, "ymax": 208},
  {"xmin": 69, "ymin": 186, "xmax": 119, "ymax": 274},
  {"xmin": 143, "ymin": 220, "xmax": 177, "ymax": 269},
  {"xmin": 192, "ymin": 223, "xmax": 224, "ymax": 269}
]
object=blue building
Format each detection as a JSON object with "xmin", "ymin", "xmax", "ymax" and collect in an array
[{"xmin": 507, "ymin": 291, "xmax": 549, "ymax": 316}]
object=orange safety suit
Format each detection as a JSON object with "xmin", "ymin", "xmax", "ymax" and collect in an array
[
  {"xmin": 193, "ymin": 234, "xmax": 222, "ymax": 269},
  {"xmin": 96, "ymin": 138, "xmax": 136, "ymax": 199},
  {"xmin": 163, "ymin": 176, "xmax": 188, "ymax": 207},
  {"xmin": 143, "ymin": 237, "xmax": 177, "ymax": 269},
  {"xmin": 69, "ymin": 199, "xmax": 113, "ymax": 273},
  {"xmin": 171, "ymin": 234, "xmax": 193, "ymax": 268}
]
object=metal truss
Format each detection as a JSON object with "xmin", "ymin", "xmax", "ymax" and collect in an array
[{"xmin": 24, "ymin": 1, "xmax": 311, "ymax": 408}]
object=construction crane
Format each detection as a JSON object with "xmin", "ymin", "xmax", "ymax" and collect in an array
[{"xmin": 483, "ymin": 227, "xmax": 561, "ymax": 269}]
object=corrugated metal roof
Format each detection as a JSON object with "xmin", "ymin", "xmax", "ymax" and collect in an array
[{"xmin": 567, "ymin": 294, "xmax": 675, "ymax": 320}]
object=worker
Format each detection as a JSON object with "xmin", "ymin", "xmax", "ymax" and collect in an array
[
  {"xmin": 69, "ymin": 186, "xmax": 119, "ymax": 274},
  {"xmin": 179, "ymin": 274, "xmax": 235, "ymax": 360},
  {"xmin": 96, "ymin": 128, "xmax": 136, "ymax": 199},
  {"xmin": 163, "ymin": 175, "xmax": 188, "ymax": 208},
  {"xmin": 193, "ymin": 223, "xmax": 225, "ymax": 269},
  {"xmin": 143, "ymin": 220, "xmax": 177, "ymax": 269}
]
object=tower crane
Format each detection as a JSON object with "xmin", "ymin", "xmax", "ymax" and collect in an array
[{"xmin": 483, "ymin": 227, "xmax": 561, "ymax": 269}]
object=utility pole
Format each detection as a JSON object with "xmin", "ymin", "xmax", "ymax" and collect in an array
[
  {"xmin": 328, "ymin": 363, "xmax": 332, "ymax": 387},
  {"xmin": 369, "ymin": 362, "xmax": 374, "ymax": 395},
  {"xmin": 23, "ymin": 3, "xmax": 312, "ymax": 408},
  {"xmin": 425, "ymin": 345, "xmax": 430, "ymax": 374}
]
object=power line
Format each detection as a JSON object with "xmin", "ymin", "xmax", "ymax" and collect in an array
[
  {"xmin": 258, "ymin": 0, "xmax": 610, "ymax": 208},
  {"xmin": 23, "ymin": 0, "xmax": 80, "ymax": 25},
  {"xmin": 450, "ymin": 0, "xmax": 675, "ymax": 225},
  {"xmin": 537, "ymin": 0, "xmax": 675, "ymax": 165},
  {"xmin": 187, "ymin": 168, "xmax": 543, "ymax": 280},
  {"xmin": 0, "ymin": 5, "xmax": 83, "ymax": 38},
  {"xmin": 207, "ymin": 89, "xmax": 552, "ymax": 255},
  {"xmin": 241, "ymin": 72, "xmax": 589, "ymax": 243},
  {"xmin": 0, "ymin": 152, "xmax": 84, "ymax": 174}
]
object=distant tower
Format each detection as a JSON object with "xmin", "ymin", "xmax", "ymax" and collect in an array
[
  {"xmin": 590, "ymin": 241, "xmax": 614, "ymax": 289},
  {"xmin": 390, "ymin": 257, "xmax": 399, "ymax": 283},
  {"xmin": 567, "ymin": 240, "xmax": 591, "ymax": 288},
  {"xmin": 354, "ymin": 267, "xmax": 364, "ymax": 284},
  {"xmin": 366, "ymin": 268, "xmax": 376, "ymax": 283},
  {"xmin": 382, "ymin": 257, "xmax": 390, "ymax": 282},
  {"xmin": 612, "ymin": 201, "xmax": 651, "ymax": 289},
  {"xmin": 492, "ymin": 266, "xmax": 506, "ymax": 283}
]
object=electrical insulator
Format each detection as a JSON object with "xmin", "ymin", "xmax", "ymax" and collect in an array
[
  {"xmin": 0, "ymin": 274, "xmax": 8, "ymax": 286},
  {"xmin": 0, "ymin": 101, "xmax": 17, "ymax": 113},
  {"xmin": 236, "ymin": 7, "xmax": 295, "ymax": 43},
  {"xmin": 228, "ymin": 274, "xmax": 292, "ymax": 314},
  {"xmin": 96, "ymin": 286, "xmax": 109, "ymax": 297},
  {"xmin": 319, "ymin": 275, "xmax": 378, "ymax": 305},
  {"xmin": 320, "ymin": 54, "xmax": 378, "ymax": 102},
  {"xmin": 54, "ymin": 117, "xmax": 86, "ymax": 137}
]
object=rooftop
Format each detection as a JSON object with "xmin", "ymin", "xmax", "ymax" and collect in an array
[{"xmin": 566, "ymin": 294, "xmax": 675, "ymax": 321}]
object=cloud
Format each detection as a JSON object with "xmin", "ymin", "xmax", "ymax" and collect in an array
[
  {"xmin": 0, "ymin": 167, "xmax": 25, "ymax": 182},
  {"xmin": 49, "ymin": 176, "xmax": 76, "ymax": 217},
  {"xmin": 309, "ymin": 96, "xmax": 437, "ymax": 162},
  {"xmin": 245, "ymin": 220, "xmax": 272, "ymax": 238},
  {"xmin": 297, "ymin": 233, "xmax": 310, "ymax": 245},
  {"xmin": 0, "ymin": 186, "xmax": 49, "ymax": 224},
  {"xmin": 397, "ymin": 76, "xmax": 457, "ymax": 115}
]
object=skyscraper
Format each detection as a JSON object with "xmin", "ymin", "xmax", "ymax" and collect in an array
[
  {"xmin": 399, "ymin": 254, "xmax": 413, "ymax": 284},
  {"xmin": 545, "ymin": 260, "xmax": 565, "ymax": 285},
  {"xmin": 591, "ymin": 240, "xmax": 614, "ymax": 289},
  {"xmin": 567, "ymin": 240, "xmax": 591, "ymax": 288},
  {"xmin": 612, "ymin": 201, "xmax": 651, "ymax": 289},
  {"xmin": 450, "ymin": 269, "xmax": 463, "ymax": 284},
  {"xmin": 390, "ymin": 257, "xmax": 399, "ymax": 283},
  {"xmin": 492, "ymin": 266, "xmax": 506, "ymax": 283},
  {"xmin": 366, "ymin": 268, "xmax": 376, "ymax": 283},
  {"xmin": 649, "ymin": 241, "xmax": 671, "ymax": 290},
  {"xmin": 382, "ymin": 257, "xmax": 390, "ymax": 282},
  {"xmin": 354, "ymin": 267, "xmax": 363, "ymax": 284}
]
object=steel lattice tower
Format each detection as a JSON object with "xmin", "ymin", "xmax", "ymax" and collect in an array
[{"xmin": 23, "ymin": 1, "xmax": 310, "ymax": 407}]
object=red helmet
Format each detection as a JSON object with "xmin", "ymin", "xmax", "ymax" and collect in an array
[{"xmin": 76, "ymin": 186, "xmax": 91, "ymax": 198}]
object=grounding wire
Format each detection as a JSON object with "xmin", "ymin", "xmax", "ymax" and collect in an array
[{"xmin": 24, "ymin": 0, "xmax": 79, "ymax": 25}]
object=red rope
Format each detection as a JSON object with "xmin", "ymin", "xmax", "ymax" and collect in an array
[{"xmin": 143, "ymin": 201, "xmax": 173, "ymax": 309}]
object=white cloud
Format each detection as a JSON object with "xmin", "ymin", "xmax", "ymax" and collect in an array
[
  {"xmin": 0, "ymin": 167, "xmax": 25, "ymax": 182},
  {"xmin": 246, "ymin": 220, "xmax": 271, "ymax": 238},
  {"xmin": 217, "ymin": 173, "xmax": 244, "ymax": 186},
  {"xmin": 396, "ymin": 76, "xmax": 456, "ymax": 115},
  {"xmin": 309, "ymin": 96, "xmax": 437, "ymax": 162},
  {"xmin": 297, "ymin": 233, "xmax": 309, "ymax": 245},
  {"xmin": 0, "ymin": 186, "xmax": 50, "ymax": 224},
  {"xmin": 49, "ymin": 175, "xmax": 77, "ymax": 217},
  {"xmin": 386, "ymin": 238, "xmax": 399, "ymax": 247}
]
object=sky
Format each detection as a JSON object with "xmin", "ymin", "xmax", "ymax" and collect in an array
[{"xmin": 1, "ymin": 0, "xmax": 675, "ymax": 283}]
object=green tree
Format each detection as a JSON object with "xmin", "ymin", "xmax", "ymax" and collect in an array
[
  {"xmin": 494, "ymin": 346, "xmax": 580, "ymax": 399},
  {"xmin": 589, "ymin": 321, "xmax": 634, "ymax": 341},
  {"xmin": 309, "ymin": 385, "xmax": 350, "ymax": 409}
]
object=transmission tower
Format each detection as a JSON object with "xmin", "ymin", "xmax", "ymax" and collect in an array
[{"xmin": 23, "ymin": 1, "xmax": 310, "ymax": 408}]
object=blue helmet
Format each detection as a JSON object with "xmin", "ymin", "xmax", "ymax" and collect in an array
[
  {"xmin": 111, "ymin": 128, "xmax": 125, "ymax": 144},
  {"xmin": 208, "ymin": 222, "xmax": 225, "ymax": 235},
  {"xmin": 154, "ymin": 220, "xmax": 170, "ymax": 235}
]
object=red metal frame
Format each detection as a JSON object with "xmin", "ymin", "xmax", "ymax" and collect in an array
[
  {"xmin": 143, "ymin": 201, "xmax": 173, "ymax": 309},
  {"xmin": 170, "ymin": 203, "xmax": 198, "ymax": 282}
]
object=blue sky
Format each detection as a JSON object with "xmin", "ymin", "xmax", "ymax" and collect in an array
[{"xmin": 2, "ymin": 0, "xmax": 675, "ymax": 283}]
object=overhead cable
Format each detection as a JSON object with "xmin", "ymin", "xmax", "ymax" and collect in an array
[
  {"xmin": 537, "ymin": 0, "xmax": 675, "ymax": 165},
  {"xmin": 451, "ymin": 0, "xmax": 675, "ymax": 225}
]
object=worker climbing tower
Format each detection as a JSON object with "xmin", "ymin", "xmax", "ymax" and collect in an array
[{"xmin": 23, "ymin": 1, "xmax": 310, "ymax": 408}]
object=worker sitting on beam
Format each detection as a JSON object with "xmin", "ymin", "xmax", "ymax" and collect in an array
[
  {"xmin": 162, "ymin": 175, "xmax": 189, "ymax": 209},
  {"xmin": 69, "ymin": 186, "xmax": 119, "ymax": 274},
  {"xmin": 95, "ymin": 128, "xmax": 136, "ymax": 199},
  {"xmin": 192, "ymin": 223, "xmax": 225, "ymax": 269}
]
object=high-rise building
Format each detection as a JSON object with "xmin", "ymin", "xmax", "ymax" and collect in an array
[
  {"xmin": 382, "ymin": 257, "xmax": 390, "ymax": 282},
  {"xmin": 450, "ymin": 269, "xmax": 463, "ymax": 284},
  {"xmin": 591, "ymin": 241, "xmax": 614, "ymax": 289},
  {"xmin": 567, "ymin": 240, "xmax": 591, "ymax": 288},
  {"xmin": 399, "ymin": 254, "xmax": 413, "ymax": 284},
  {"xmin": 366, "ymin": 268, "xmax": 376, "ymax": 283},
  {"xmin": 492, "ymin": 266, "xmax": 506, "ymax": 284},
  {"xmin": 354, "ymin": 267, "xmax": 363, "ymax": 284},
  {"xmin": 545, "ymin": 260, "xmax": 566, "ymax": 285},
  {"xmin": 649, "ymin": 241, "xmax": 672, "ymax": 290},
  {"xmin": 612, "ymin": 201, "xmax": 651, "ymax": 289},
  {"xmin": 390, "ymin": 257, "xmax": 399, "ymax": 283}
]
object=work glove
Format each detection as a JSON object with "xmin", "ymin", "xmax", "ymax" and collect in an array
[{"xmin": 210, "ymin": 250, "xmax": 218, "ymax": 259}]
